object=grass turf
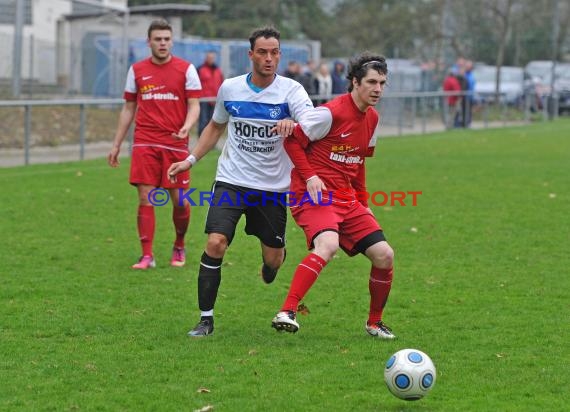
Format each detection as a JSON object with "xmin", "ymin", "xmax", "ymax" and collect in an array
[{"xmin": 1, "ymin": 120, "xmax": 569, "ymax": 411}]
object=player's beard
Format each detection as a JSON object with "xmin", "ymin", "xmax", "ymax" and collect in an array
[
  {"xmin": 152, "ymin": 49, "xmax": 171, "ymax": 64},
  {"xmin": 255, "ymin": 62, "xmax": 276, "ymax": 78}
]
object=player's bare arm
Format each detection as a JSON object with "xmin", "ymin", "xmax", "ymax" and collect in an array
[
  {"xmin": 172, "ymin": 98, "xmax": 200, "ymax": 139},
  {"xmin": 167, "ymin": 120, "xmax": 227, "ymax": 182},
  {"xmin": 108, "ymin": 101, "xmax": 136, "ymax": 167}
]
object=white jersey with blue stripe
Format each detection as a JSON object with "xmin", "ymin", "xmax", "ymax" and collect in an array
[{"xmin": 212, "ymin": 73, "xmax": 313, "ymax": 192}]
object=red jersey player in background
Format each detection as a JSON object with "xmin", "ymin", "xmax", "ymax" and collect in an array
[
  {"xmin": 272, "ymin": 52, "xmax": 396, "ymax": 339},
  {"xmin": 108, "ymin": 19, "xmax": 202, "ymax": 269}
]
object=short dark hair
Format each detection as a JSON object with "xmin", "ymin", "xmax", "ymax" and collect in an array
[
  {"xmin": 249, "ymin": 26, "xmax": 280, "ymax": 50},
  {"xmin": 147, "ymin": 19, "xmax": 172, "ymax": 39},
  {"xmin": 347, "ymin": 52, "xmax": 388, "ymax": 92}
]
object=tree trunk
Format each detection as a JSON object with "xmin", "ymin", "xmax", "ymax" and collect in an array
[{"xmin": 494, "ymin": 0, "xmax": 513, "ymax": 105}]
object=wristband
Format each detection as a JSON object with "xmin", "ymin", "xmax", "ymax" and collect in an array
[{"xmin": 186, "ymin": 154, "xmax": 197, "ymax": 166}]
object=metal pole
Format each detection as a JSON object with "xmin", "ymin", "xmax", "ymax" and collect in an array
[
  {"xmin": 443, "ymin": 95, "xmax": 449, "ymax": 130},
  {"xmin": 79, "ymin": 103, "xmax": 86, "ymax": 160},
  {"xmin": 12, "ymin": 0, "xmax": 25, "ymax": 98},
  {"xmin": 398, "ymin": 97, "xmax": 403, "ymax": 136},
  {"xmin": 28, "ymin": 34, "xmax": 34, "ymax": 99},
  {"xmin": 411, "ymin": 95, "xmax": 416, "ymax": 129},
  {"xmin": 421, "ymin": 96, "xmax": 427, "ymax": 134},
  {"xmin": 524, "ymin": 91, "xmax": 530, "ymax": 123},
  {"xmin": 24, "ymin": 105, "xmax": 31, "ymax": 165},
  {"xmin": 549, "ymin": 0, "xmax": 559, "ymax": 120},
  {"xmin": 121, "ymin": 9, "xmax": 130, "ymax": 97}
]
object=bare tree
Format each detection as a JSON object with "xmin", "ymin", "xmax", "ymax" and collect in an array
[{"xmin": 484, "ymin": 0, "xmax": 515, "ymax": 103}]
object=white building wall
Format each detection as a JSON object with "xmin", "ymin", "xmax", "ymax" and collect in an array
[{"xmin": 0, "ymin": 0, "xmax": 128, "ymax": 85}]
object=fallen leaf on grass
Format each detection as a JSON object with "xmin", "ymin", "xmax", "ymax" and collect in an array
[
  {"xmin": 194, "ymin": 405, "xmax": 214, "ymax": 412},
  {"xmin": 196, "ymin": 387, "xmax": 211, "ymax": 393},
  {"xmin": 248, "ymin": 349, "xmax": 257, "ymax": 356},
  {"xmin": 85, "ymin": 363, "xmax": 97, "ymax": 371},
  {"xmin": 297, "ymin": 303, "xmax": 310, "ymax": 315}
]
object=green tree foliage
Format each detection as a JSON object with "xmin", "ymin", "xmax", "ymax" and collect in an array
[{"xmin": 126, "ymin": 0, "xmax": 569, "ymax": 64}]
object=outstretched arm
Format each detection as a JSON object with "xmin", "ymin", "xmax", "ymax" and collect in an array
[{"xmin": 108, "ymin": 101, "xmax": 136, "ymax": 167}]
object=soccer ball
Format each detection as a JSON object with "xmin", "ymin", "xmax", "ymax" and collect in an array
[{"xmin": 384, "ymin": 348, "xmax": 436, "ymax": 401}]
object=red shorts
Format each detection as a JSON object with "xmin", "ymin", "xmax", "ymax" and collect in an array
[
  {"xmin": 130, "ymin": 145, "xmax": 190, "ymax": 189},
  {"xmin": 291, "ymin": 200, "xmax": 382, "ymax": 256}
]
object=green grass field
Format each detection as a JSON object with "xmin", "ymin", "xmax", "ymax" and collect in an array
[{"xmin": 1, "ymin": 120, "xmax": 569, "ymax": 411}]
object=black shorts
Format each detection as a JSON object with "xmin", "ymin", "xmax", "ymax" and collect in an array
[{"xmin": 204, "ymin": 181, "xmax": 287, "ymax": 248}]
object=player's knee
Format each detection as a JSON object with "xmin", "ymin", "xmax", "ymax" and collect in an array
[
  {"xmin": 261, "ymin": 246, "xmax": 285, "ymax": 269},
  {"xmin": 137, "ymin": 185, "xmax": 154, "ymax": 206},
  {"xmin": 314, "ymin": 241, "xmax": 339, "ymax": 262},
  {"xmin": 206, "ymin": 234, "xmax": 228, "ymax": 257},
  {"xmin": 372, "ymin": 243, "xmax": 394, "ymax": 269}
]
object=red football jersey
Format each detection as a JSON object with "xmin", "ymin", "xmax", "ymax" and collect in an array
[
  {"xmin": 124, "ymin": 56, "xmax": 202, "ymax": 151},
  {"xmin": 286, "ymin": 93, "xmax": 379, "ymax": 202}
]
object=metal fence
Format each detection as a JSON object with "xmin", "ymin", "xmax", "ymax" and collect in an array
[
  {"xmin": 0, "ymin": 30, "xmax": 319, "ymax": 98},
  {"xmin": 0, "ymin": 91, "xmax": 561, "ymax": 167}
]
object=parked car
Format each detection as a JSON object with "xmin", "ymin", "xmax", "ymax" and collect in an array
[
  {"xmin": 472, "ymin": 65, "xmax": 524, "ymax": 105},
  {"xmin": 524, "ymin": 61, "xmax": 570, "ymax": 114}
]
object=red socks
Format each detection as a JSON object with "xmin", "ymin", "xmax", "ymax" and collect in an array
[
  {"xmin": 172, "ymin": 205, "xmax": 190, "ymax": 249},
  {"xmin": 137, "ymin": 205, "xmax": 155, "ymax": 256},
  {"xmin": 137, "ymin": 204, "xmax": 189, "ymax": 256},
  {"xmin": 280, "ymin": 254, "xmax": 393, "ymax": 323},
  {"xmin": 368, "ymin": 267, "xmax": 393, "ymax": 325},
  {"xmin": 281, "ymin": 253, "xmax": 327, "ymax": 312}
]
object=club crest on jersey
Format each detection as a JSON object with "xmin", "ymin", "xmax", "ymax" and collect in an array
[{"xmin": 269, "ymin": 106, "xmax": 282, "ymax": 119}]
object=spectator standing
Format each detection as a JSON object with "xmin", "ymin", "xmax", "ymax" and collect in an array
[
  {"xmin": 331, "ymin": 60, "xmax": 347, "ymax": 94},
  {"xmin": 197, "ymin": 51, "xmax": 224, "ymax": 136},
  {"xmin": 463, "ymin": 60, "xmax": 476, "ymax": 127},
  {"xmin": 314, "ymin": 62, "xmax": 333, "ymax": 105},
  {"xmin": 442, "ymin": 68, "xmax": 462, "ymax": 129},
  {"xmin": 300, "ymin": 59, "xmax": 317, "ymax": 98}
]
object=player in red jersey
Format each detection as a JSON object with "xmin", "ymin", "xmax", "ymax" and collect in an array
[
  {"xmin": 108, "ymin": 19, "xmax": 202, "ymax": 269},
  {"xmin": 272, "ymin": 52, "xmax": 396, "ymax": 339}
]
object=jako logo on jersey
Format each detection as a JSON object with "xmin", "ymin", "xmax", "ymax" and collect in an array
[
  {"xmin": 141, "ymin": 92, "xmax": 179, "ymax": 101},
  {"xmin": 234, "ymin": 122, "xmax": 277, "ymax": 138},
  {"xmin": 269, "ymin": 106, "xmax": 282, "ymax": 119}
]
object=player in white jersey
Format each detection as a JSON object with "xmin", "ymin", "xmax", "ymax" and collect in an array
[{"xmin": 167, "ymin": 26, "xmax": 313, "ymax": 337}]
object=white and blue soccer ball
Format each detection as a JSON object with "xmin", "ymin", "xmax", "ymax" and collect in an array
[{"xmin": 384, "ymin": 348, "xmax": 436, "ymax": 401}]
